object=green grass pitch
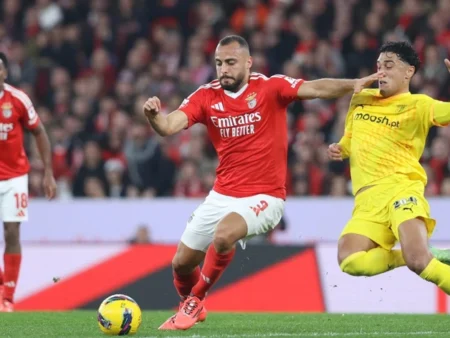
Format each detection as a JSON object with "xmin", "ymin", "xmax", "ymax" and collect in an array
[{"xmin": 0, "ymin": 311, "xmax": 449, "ymax": 337}]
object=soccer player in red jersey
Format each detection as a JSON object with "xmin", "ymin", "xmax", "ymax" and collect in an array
[
  {"xmin": 0, "ymin": 53, "xmax": 56, "ymax": 311},
  {"xmin": 143, "ymin": 35, "xmax": 382, "ymax": 330}
]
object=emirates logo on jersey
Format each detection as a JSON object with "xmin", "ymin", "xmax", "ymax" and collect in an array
[
  {"xmin": 1, "ymin": 102, "xmax": 12, "ymax": 119},
  {"xmin": 211, "ymin": 112, "xmax": 261, "ymax": 138},
  {"xmin": 245, "ymin": 92, "xmax": 257, "ymax": 109}
]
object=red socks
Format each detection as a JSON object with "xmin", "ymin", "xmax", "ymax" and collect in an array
[
  {"xmin": 191, "ymin": 245, "xmax": 235, "ymax": 299},
  {"xmin": 173, "ymin": 266, "xmax": 200, "ymax": 299},
  {"xmin": 3, "ymin": 254, "xmax": 21, "ymax": 302}
]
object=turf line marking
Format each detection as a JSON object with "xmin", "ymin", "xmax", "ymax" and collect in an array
[{"xmin": 141, "ymin": 331, "xmax": 450, "ymax": 338}]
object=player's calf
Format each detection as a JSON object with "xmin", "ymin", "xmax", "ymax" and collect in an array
[
  {"xmin": 3, "ymin": 222, "xmax": 21, "ymax": 304},
  {"xmin": 3, "ymin": 222, "xmax": 20, "ymax": 253},
  {"xmin": 399, "ymin": 218, "xmax": 450, "ymax": 295},
  {"xmin": 172, "ymin": 242, "xmax": 205, "ymax": 299},
  {"xmin": 398, "ymin": 219, "xmax": 434, "ymax": 274}
]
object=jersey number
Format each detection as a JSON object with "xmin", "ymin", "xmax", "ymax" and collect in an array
[
  {"xmin": 14, "ymin": 193, "xmax": 28, "ymax": 209},
  {"xmin": 250, "ymin": 200, "xmax": 268, "ymax": 216}
]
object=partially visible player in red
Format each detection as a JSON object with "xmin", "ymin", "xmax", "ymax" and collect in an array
[
  {"xmin": 0, "ymin": 52, "xmax": 56, "ymax": 312},
  {"xmin": 144, "ymin": 36, "xmax": 382, "ymax": 330}
]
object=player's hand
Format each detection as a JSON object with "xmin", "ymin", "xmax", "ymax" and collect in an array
[
  {"xmin": 143, "ymin": 96, "xmax": 161, "ymax": 118},
  {"xmin": 354, "ymin": 71, "xmax": 385, "ymax": 94},
  {"xmin": 444, "ymin": 59, "xmax": 450, "ymax": 72},
  {"xmin": 328, "ymin": 143, "xmax": 343, "ymax": 161},
  {"xmin": 43, "ymin": 171, "xmax": 57, "ymax": 200}
]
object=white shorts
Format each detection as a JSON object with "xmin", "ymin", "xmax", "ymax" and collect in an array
[
  {"xmin": 0, "ymin": 174, "xmax": 28, "ymax": 222},
  {"xmin": 180, "ymin": 190, "xmax": 285, "ymax": 252}
]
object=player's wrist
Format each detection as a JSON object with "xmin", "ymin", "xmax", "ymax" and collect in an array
[{"xmin": 43, "ymin": 167, "xmax": 54, "ymax": 175}]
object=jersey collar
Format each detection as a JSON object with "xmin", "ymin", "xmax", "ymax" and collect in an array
[
  {"xmin": 224, "ymin": 83, "xmax": 249, "ymax": 99},
  {"xmin": 377, "ymin": 90, "xmax": 411, "ymax": 102}
]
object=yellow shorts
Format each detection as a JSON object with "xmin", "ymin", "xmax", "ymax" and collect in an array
[{"xmin": 340, "ymin": 179, "xmax": 436, "ymax": 250}]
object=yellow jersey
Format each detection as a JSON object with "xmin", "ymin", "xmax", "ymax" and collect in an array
[{"xmin": 338, "ymin": 88, "xmax": 450, "ymax": 195}]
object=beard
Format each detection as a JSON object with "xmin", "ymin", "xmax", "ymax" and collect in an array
[{"xmin": 219, "ymin": 73, "xmax": 245, "ymax": 92}]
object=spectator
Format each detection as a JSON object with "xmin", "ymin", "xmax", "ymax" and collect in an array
[{"xmin": 0, "ymin": 0, "xmax": 447, "ymax": 199}]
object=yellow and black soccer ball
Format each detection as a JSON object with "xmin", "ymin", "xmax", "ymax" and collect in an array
[{"xmin": 97, "ymin": 294, "xmax": 142, "ymax": 336}]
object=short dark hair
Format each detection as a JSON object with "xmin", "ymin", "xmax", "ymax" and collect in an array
[
  {"xmin": 379, "ymin": 41, "xmax": 421, "ymax": 73},
  {"xmin": 218, "ymin": 35, "xmax": 250, "ymax": 52},
  {"xmin": 0, "ymin": 52, "xmax": 7, "ymax": 69}
]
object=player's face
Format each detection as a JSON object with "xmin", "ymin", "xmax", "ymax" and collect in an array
[
  {"xmin": 0, "ymin": 61, "xmax": 6, "ymax": 86},
  {"xmin": 376, "ymin": 52, "xmax": 414, "ymax": 97},
  {"xmin": 215, "ymin": 42, "xmax": 252, "ymax": 92}
]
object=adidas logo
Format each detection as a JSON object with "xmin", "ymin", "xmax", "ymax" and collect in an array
[
  {"xmin": 16, "ymin": 210, "xmax": 25, "ymax": 217},
  {"xmin": 211, "ymin": 102, "xmax": 225, "ymax": 112}
]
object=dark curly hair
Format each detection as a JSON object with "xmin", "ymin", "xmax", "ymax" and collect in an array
[{"xmin": 379, "ymin": 41, "xmax": 421, "ymax": 73}]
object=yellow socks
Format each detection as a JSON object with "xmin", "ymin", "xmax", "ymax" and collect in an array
[
  {"xmin": 340, "ymin": 248, "xmax": 405, "ymax": 276},
  {"xmin": 420, "ymin": 258, "xmax": 450, "ymax": 295},
  {"xmin": 340, "ymin": 249, "xmax": 450, "ymax": 295}
]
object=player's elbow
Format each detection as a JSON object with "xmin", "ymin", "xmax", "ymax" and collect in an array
[{"xmin": 156, "ymin": 128, "xmax": 171, "ymax": 137}]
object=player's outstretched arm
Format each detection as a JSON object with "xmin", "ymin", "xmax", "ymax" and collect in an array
[
  {"xmin": 143, "ymin": 96, "xmax": 188, "ymax": 137},
  {"xmin": 296, "ymin": 72, "xmax": 384, "ymax": 99},
  {"xmin": 30, "ymin": 123, "xmax": 57, "ymax": 199},
  {"xmin": 428, "ymin": 59, "xmax": 450, "ymax": 127}
]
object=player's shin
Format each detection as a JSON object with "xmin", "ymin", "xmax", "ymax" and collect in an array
[
  {"xmin": 3, "ymin": 223, "xmax": 21, "ymax": 302},
  {"xmin": 400, "ymin": 219, "xmax": 450, "ymax": 294},
  {"xmin": 191, "ymin": 244, "xmax": 235, "ymax": 299},
  {"xmin": 340, "ymin": 248, "xmax": 405, "ymax": 276},
  {"xmin": 173, "ymin": 267, "xmax": 200, "ymax": 300}
]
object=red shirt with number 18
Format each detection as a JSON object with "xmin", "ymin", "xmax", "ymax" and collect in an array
[
  {"xmin": 179, "ymin": 72, "xmax": 304, "ymax": 200},
  {"xmin": 0, "ymin": 83, "xmax": 40, "ymax": 180}
]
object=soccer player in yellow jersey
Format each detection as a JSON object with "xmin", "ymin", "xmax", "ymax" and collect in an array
[{"xmin": 328, "ymin": 41, "xmax": 450, "ymax": 295}]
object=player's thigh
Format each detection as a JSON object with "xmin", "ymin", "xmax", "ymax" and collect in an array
[
  {"xmin": 389, "ymin": 184, "xmax": 435, "ymax": 242},
  {"xmin": 180, "ymin": 191, "xmax": 230, "ymax": 253},
  {"xmin": 1, "ymin": 175, "xmax": 28, "ymax": 223},
  {"xmin": 228, "ymin": 194, "xmax": 284, "ymax": 247},
  {"xmin": 340, "ymin": 189, "xmax": 396, "ymax": 255}
]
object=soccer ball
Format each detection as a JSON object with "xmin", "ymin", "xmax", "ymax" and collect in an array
[{"xmin": 97, "ymin": 294, "xmax": 142, "ymax": 336}]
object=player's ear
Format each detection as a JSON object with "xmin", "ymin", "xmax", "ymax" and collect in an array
[
  {"xmin": 405, "ymin": 66, "xmax": 414, "ymax": 80},
  {"xmin": 247, "ymin": 56, "xmax": 253, "ymax": 70}
]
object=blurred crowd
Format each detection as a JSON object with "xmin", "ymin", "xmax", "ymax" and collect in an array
[{"xmin": 2, "ymin": 0, "xmax": 450, "ymax": 199}]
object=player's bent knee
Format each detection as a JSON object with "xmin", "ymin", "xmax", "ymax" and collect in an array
[
  {"xmin": 212, "ymin": 234, "xmax": 234, "ymax": 254},
  {"xmin": 339, "ymin": 252, "xmax": 367, "ymax": 276},
  {"xmin": 172, "ymin": 255, "xmax": 198, "ymax": 275},
  {"xmin": 337, "ymin": 234, "xmax": 377, "ymax": 266},
  {"xmin": 172, "ymin": 243, "xmax": 205, "ymax": 275},
  {"xmin": 3, "ymin": 222, "xmax": 20, "ymax": 245},
  {"xmin": 213, "ymin": 212, "xmax": 248, "ymax": 253}
]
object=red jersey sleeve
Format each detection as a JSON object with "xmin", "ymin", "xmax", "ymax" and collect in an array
[
  {"xmin": 270, "ymin": 75, "xmax": 304, "ymax": 105},
  {"xmin": 13, "ymin": 91, "xmax": 40, "ymax": 130},
  {"xmin": 178, "ymin": 86, "xmax": 207, "ymax": 128}
]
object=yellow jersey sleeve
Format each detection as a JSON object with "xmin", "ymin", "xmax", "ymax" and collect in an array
[{"xmin": 430, "ymin": 100, "xmax": 450, "ymax": 127}]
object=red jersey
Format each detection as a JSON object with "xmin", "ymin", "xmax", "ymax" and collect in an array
[
  {"xmin": 0, "ymin": 83, "xmax": 40, "ymax": 180},
  {"xmin": 179, "ymin": 72, "xmax": 304, "ymax": 199}
]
